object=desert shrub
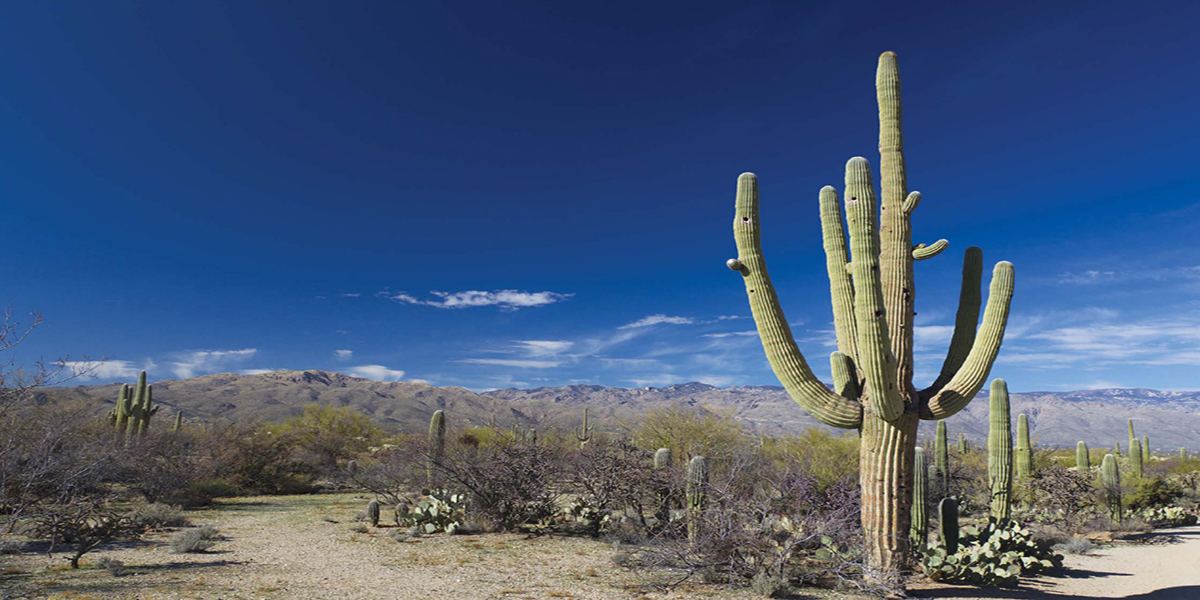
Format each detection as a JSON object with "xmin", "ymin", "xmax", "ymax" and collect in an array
[
  {"xmin": 169, "ymin": 524, "xmax": 219, "ymax": 553},
  {"xmin": 175, "ymin": 478, "xmax": 238, "ymax": 507},
  {"xmin": 340, "ymin": 437, "xmax": 427, "ymax": 504},
  {"xmin": 631, "ymin": 405, "xmax": 747, "ymax": 463},
  {"xmin": 437, "ymin": 436, "xmax": 563, "ymax": 531},
  {"xmin": 923, "ymin": 519, "xmax": 1062, "ymax": 588},
  {"xmin": 1135, "ymin": 506, "xmax": 1197, "ymax": 528},
  {"xmin": 565, "ymin": 441, "xmax": 655, "ymax": 536},
  {"xmin": 394, "ymin": 490, "xmax": 467, "ymax": 534},
  {"xmin": 1053, "ymin": 537, "xmax": 1097, "ymax": 555},
  {"xmin": 271, "ymin": 405, "xmax": 387, "ymax": 470},
  {"xmin": 95, "ymin": 556, "xmax": 128, "ymax": 576},
  {"xmin": 1021, "ymin": 467, "xmax": 1100, "ymax": 534},
  {"xmin": 0, "ymin": 535, "xmax": 25, "ymax": 554},
  {"xmin": 116, "ymin": 430, "xmax": 206, "ymax": 504},
  {"xmin": 749, "ymin": 572, "xmax": 792, "ymax": 598},
  {"xmin": 126, "ymin": 503, "xmax": 189, "ymax": 529},
  {"xmin": 197, "ymin": 423, "xmax": 315, "ymax": 495},
  {"xmin": 762, "ymin": 428, "xmax": 860, "ymax": 489},
  {"xmin": 349, "ymin": 523, "xmax": 368, "ymax": 533},
  {"xmin": 28, "ymin": 499, "xmax": 145, "ymax": 568},
  {"xmin": 1126, "ymin": 477, "xmax": 1184, "ymax": 510}
]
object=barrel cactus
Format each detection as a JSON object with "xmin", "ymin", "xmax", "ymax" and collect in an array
[
  {"xmin": 988, "ymin": 379, "xmax": 1013, "ymax": 520},
  {"xmin": 686, "ymin": 455, "xmax": 707, "ymax": 543},
  {"xmin": 1075, "ymin": 441, "xmax": 1090, "ymax": 472},
  {"xmin": 1015, "ymin": 414, "xmax": 1033, "ymax": 479},
  {"xmin": 726, "ymin": 51, "xmax": 1014, "ymax": 581}
]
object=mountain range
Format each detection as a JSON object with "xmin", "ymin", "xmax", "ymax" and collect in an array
[{"xmin": 38, "ymin": 370, "xmax": 1200, "ymax": 451}]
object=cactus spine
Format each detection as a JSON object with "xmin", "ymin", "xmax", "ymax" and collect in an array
[
  {"xmin": 727, "ymin": 51, "xmax": 1015, "ymax": 580},
  {"xmin": 934, "ymin": 421, "xmax": 949, "ymax": 494},
  {"xmin": 1130, "ymin": 438, "xmax": 1143, "ymax": 478},
  {"xmin": 367, "ymin": 499, "xmax": 380, "ymax": 527},
  {"xmin": 427, "ymin": 410, "xmax": 445, "ymax": 484},
  {"xmin": 939, "ymin": 497, "xmax": 959, "ymax": 555},
  {"xmin": 910, "ymin": 447, "xmax": 928, "ymax": 550},
  {"xmin": 1101, "ymin": 454, "xmax": 1122, "ymax": 523},
  {"xmin": 1076, "ymin": 441, "xmax": 1090, "ymax": 472},
  {"xmin": 987, "ymin": 379, "xmax": 1013, "ymax": 520},
  {"xmin": 1015, "ymin": 413, "xmax": 1033, "ymax": 479},
  {"xmin": 653, "ymin": 448, "xmax": 672, "ymax": 528},
  {"xmin": 573, "ymin": 408, "xmax": 594, "ymax": 447},
  {"xmin": 686, "ymin": 455, "xmax": 707, "ymax": 543}
]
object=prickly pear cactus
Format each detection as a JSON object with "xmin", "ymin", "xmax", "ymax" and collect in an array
[
  {"xmin": 394, "ymin": 489, "xmax": 466, "ymax": 534},
  {"xmin": 923, "ymin": 519, "xmax": 1062, "ymax": 588}
]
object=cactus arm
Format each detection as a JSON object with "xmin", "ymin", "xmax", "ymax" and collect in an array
[
  {"xmin": 876, "ymin": 51, "xmax": 916, "ymax": 393},
  {"xmin": 820, "ymin": 185, "xmax": 860, "ymax": 365},
  {"xmin": 844, "ymin": 157, "xmax": 903, "ymax": 422},
  {"xmin": 731, "ymin": 173, "xmax": 862, "ymax": 429},
  {"xmin": 920, "ymin": 261, "xmax": 1015, "ymax": 420},
  {"xmin": 830, "ymin": 352, "xmax": 860, "ymax": 401},
  {"xmin": 919, "ymin": 248, "xmax": 984, "ymax": 401},
  {"xmin": 912, "ymin": 239, "xmax": 948, "ymax": 261},
  {"xmin": 902, "ymin": 191, "xmax": 921, "ymax": 215}
]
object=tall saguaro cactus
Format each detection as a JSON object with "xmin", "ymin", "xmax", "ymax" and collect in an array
[
  {"xmin": 1076, "ymin": 441, "xmax": 1090, "ymax": 472},
  {"xmin": 653, "ymin": 448, "xmax": 673, "ymax": 529},
  {"xmin": 427, "ymin": 410, "xmax": 446, "ymax": 484},
  {"xmin": 1101, "ymin": 454, "xmax": 1122, "ymax": 523},
  {"xmin": 726, "ymin": 51, "xmax": 1014, "ymax": 581},
  {"xmin": 1015, "ymin": 414, "xmax": 1033, "ymax": 479},
  {"xmin": 988, "ymin": 379, "xmax": 1013, "ymax": 520},
  {"xmin": 934, "ymin": 421, "xmax": 949, "ymax": 493},
  {"xmin": 573, "ymin": 408, "xmax": 594, "ymax": 447},
  {"xmin": 958, "ymin": 433, "xmax": 969, "ymax": 454},
  {"xmin": 686, "ymin": 456, "xmax": 708, "ymax": 544},
  {"xmin": 1130, "ymin": 438, "xmax": 1144, "ymax": 478}
]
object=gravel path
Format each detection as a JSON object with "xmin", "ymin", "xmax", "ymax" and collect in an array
[{"xmin": 911, "ymin": 525, "xmax": 1200, "ymax": 600}]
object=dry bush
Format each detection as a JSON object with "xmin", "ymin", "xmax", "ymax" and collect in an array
[
  {"xmin": 436, "ymin": 434, "xmax": 564, "ymax": 531},
  {"xmin": 1022, "ymin": 466, "xmax": 1100, "ymax": 534},
  {"xmin": 169, "ymin": 524, "xmax": 219, "ymax": 553},
  {"xmin": 28, "ymin": 498, "xmax": 144, "ymax": 568},
  {"xmin": 341, "ymin": 436, "xmax": 428, "ymax": 504},
  {"xmin": 567, "ymin": 441, "xmax": 655, "ymax": 536},
  {"xmin": 125, "ymin": 503, "xmax": 189, "ymax": 529},
  {"xmin": 630, "ymin": 405, "xmax": 747, "ymax": 463},
  {"xmin": 116, "ymin": 430, "xmax": 207, "ymax": 504}
]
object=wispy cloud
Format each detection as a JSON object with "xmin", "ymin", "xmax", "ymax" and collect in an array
[
  {"xmin": 65, "ymin": 360, "xmax": 144, "ymax": 380},
  {"xmin": 513, "ymin": 340, "xmax": 573, "ymax": 357},
  {"xmin": 346, "ymin": 364, "xmax": 407, "ymax": 381},
  {"xmin": 169, "ymin": 349, "xmax": 257, "ymax": 379},
  {"xmin": 702, "ymin": 330, "xmax": 758, "ymax": 338},
  {"xmin": 240, "ymin": 368, "xmax": 276, "ymax": 375},
  {"xmin": 385, "ymin": 289, "xmax": 572, "ymax": 311},
  {"xmin": 1056, "ymin": 266, "xmax": 1200, "ymax": 285},
  {"xmin": 618, "ymin": 314, "xmax": 695, "ymax": 329},
  {"xmin": 334, "ymin": 349, "xmax": 354, "ymax": 360},
  {"xmin": 459, "ymin": 358, "xmax": 562, "ymax": 369}
]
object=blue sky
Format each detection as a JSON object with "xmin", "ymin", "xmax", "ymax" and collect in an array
[{"xmin": 4, "ymin": 1, "xmax": 1200, "ymax": 392}]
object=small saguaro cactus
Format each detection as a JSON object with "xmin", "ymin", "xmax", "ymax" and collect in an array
[
  {"xmin": 172, "ymin": 410, "xmax": 183, "ymax": 432},
  {"xmin": 725, "ymin": 51, "xmax": 1015, "ymax": 580},
  {"xmin": 939, "ymin": 497, "xmax": 959, "ymax": 555},
  {"xmin": 367, "ymin": 499, "xmax": 380, "ymax": 527},
  {"xmin": 1015, "ymin": 414, "xmax": 1033, "ymax": 479},
  {"xmin": 427, "ymin": 410, "xmax": 446, "ymax": 484},
  {"xmin": 1143, "ymin": 436, "xmax": 1150, "ymax": 457},
  {"xmin": 910, "ymin": 447, "xmax": 928, "ymax": 550},
  {"xmin": 958, "ymin": 433, "xmax": 969, "ymax": 454},
  {"xmin": 686, "ymin": 455, "xmax": 708, "ymax": 543},
  {"xmin": 573, "ymin": 408, "xmax": 594, "ymax": 447},
  {"xmin": 1076, "ymin": 441, "xmax": 1090, "ymax": 472},
  {"xmin": 1130, "ymin": 438, "xmax": 1143, "ymax": 478},
  {"xmin": 934, "ymin": 421, "xmax": 949, "ymax": 494},
  {"xmin": 1128, "ymin": 419, "xmax": 1136, "ymax": 453},
  {"xmin": 1101, "ymin": 454, "xmax": 1122, "ymax": 523},
  {"xmin": 1182, "ymin": 447, "xmax": 1188, "ymax": 460},
  {"xmin": 653, "ymin": 448, "xmax": 673, "ymax": 527},
  {"xmin": 1114, "ymin": 441, "xmax": 1121, "ymax": 456},
  {"xmin": 988, "ymin": 379, "xmax": 1013, "ymax": 520}
]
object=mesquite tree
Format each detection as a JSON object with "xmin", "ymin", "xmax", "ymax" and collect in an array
[{"xmin": 726, "ymin": 51, "xmax": 1014, "ymax": 583}]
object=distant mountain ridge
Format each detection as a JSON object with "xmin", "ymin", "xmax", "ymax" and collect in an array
[{"xmin": 38, "ymin": 370, "xmax": 1200, "ymax": 451}]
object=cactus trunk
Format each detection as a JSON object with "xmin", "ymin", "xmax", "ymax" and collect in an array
[
  {"xmin": 910, "ymin": 446, "xmax": 928, "ymax": 551},
  {"xmin": 367, "ymin": 499, "xmax": 380, "ymax": 527},
  {"xmin": 686, "ymin": 455, "xmax": 707, "ymax": 544},
  {"xmin": 939, "ymin": 497, "xmax": 959, "ymax": 555},
  {"xmin": 1076, "ymin": 441, "xmax": 1090, "ymax": 472},
  {"xmin": 427, "ymin": 410, "xmax": 446, "ymax": 484},
  {"xmin": 987, "ymin": 379, "xmax": 1013, "ymax": 520},
  {"xmin": 573, "ymin": 408, "xmax": 594, "ymax": 447},
  {"xmin": 934, "ymin": 421, "xmax": 949, "ymax": 494},
  {"xmin": 727, "ymin": 52, "xmax": 1014, "ymax": 585},
  {"xmin": 1015, "ymin": 413, "xmax": 1033, "ymax": 479},
  {"xmin": 958, "ymin": 433, "xmax": 968, "ymax": 454},
  {"xmin": 1130, "ymin": 438, "xmax": 1143, "ymax": 478},
  {"xmin": 1101, "ymin": 454, "xmax": 1122, "ymax": 523},
  {"xmin": 653, "ymin": 448, "xmax": 672, "ymax": 529},
  {"xmin": 172, "ymin": 410, "xmax": 183, "ymax": 432}
]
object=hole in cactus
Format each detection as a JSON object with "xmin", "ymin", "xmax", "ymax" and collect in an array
[
  {"xmin": 742, "ymin": 216, "xmax": 750, "ymax": 223},
  {"xmin": 749, "ymin": 289, "xmax": 755, "ymax": 293}
]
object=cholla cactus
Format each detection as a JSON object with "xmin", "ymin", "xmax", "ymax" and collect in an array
[
  {"xmin": 910, "ymin": 447, "xmax": 928, "ymax": 550},
  {"xmin": 988, "ymin": 379, "xmax": 1013, "ymax": 520},
  {"xmin": 573, "ymin": 408, "xmax": 594, "ymax": 447},
  {"xmin": 726, "ymin": 51, "xmax": 1014, "ymax": 579},
  {"xmin": 1101, "ymin": 454, "xmax": 1122, "ymax": 523},
  {"xmin": 1076, "ymin": 441, "xmax": 1090, "ymax": 472},
  {"xmin": 1015, "ymin": 414, "xmax": 1033, "ymax": 479},
  {"xmin": 427, "ymin": 410, "xmax": 445, "ymax": 484},
  {"xmin": 367, "ymin": 499, "xmax": 380, "ymax": 527},
  {"xmin": 686, "ymin": 456, "xmax": 707, "ymax": 543}
]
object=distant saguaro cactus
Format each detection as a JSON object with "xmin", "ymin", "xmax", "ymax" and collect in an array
[
  {"xmin": 172, "ymin": 410, "xmax": 183, "ymax": 432},
  {"xmin": 1128, "ymin": 419, "xmax": 1136, "ymax": 455},
  {"xmin": 726, "ymin": 51, "xmax": 1015, "ymax": 579},
  {"xmin": 934, "ymin": 421, "xmax": 949, "ymax": 494},
  {"xmin": 1101, "ymin": 454, "xmax": 1122, "ymax": 523},
  {"xmin": 1183, "ymin": 448, "xmax": 1188, "ymax": 460},
  {"xmin": 958, "ymin": 433, "xmax": 969, "ymax": 454},
  {"xmin": 1143, "ymin": 436, "xmax": 1150, "ymax": 457},
  {"xmin": 653, "ymin": 448, "xmax": 673, "ymax": 528},
  {"xmin": 1076, "ymin": 441, "xmax": 1090, "ymax": 472},
  {"xmin": 1130, "ymin": 438, "xmax": 1144, "ymax": 478},
  {"xmin": 910, "ymin": 447, "xmax": 928, "ymax": 550},
  {"xmin": 427, "ymin": 410, "xmax": 446, "ymax": 484},
  {"xmin": 1015, "ymin": 414, "xmax": 1033, "ymax": 479},
  {"xmin": 367, "ymin": 499, "xmax": 380, "ymax": 527},
  {"xmin": 573, "ymin": 408, "xmax": 594, "ymax": 448},
  {"xmin": 987, "ymin": 379, "xmax": 1013, "ymax": 520},
  {"xmin": 686, "ymin": 456, "xmax": 707, "ymax": 543}
]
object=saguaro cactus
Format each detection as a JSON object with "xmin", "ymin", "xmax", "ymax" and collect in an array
[
  {"xmin": 427, "ymin": 410, "xmax": 446, "ymax": 484},
  {"xmin": 1183, "ymin": 448, "xmax": 1188, "ymax": 460},
  {"xmin": 686, "ymin": 455, "xmax": 707, "ymax": 543},
  {"xmin": 653, "ymin": 448, "xmax": 673, "ymax": 528},
  {"xmin": 367, "ymin": 499, "xmax": 380, "ymax": 527},
  {"xmin": 726, "ymin": 51, "xmax": 1014, "ymax": 581},
  {"xmin": 958, "ymin": 433, "xmax": 969, "ymax": 454},
  {"xmin": 988, "ymin": 379, "xmax": 1013, "ymax": 520},
  {"xmin": 573, "ymin": 408, "xmax": 594, "ymax": 447},
  {"xmin": 1143, "ymin": 436, "xmax": 1150, "ymax": 457},
  {"xmin": 1128, "ymin": 419, "xmax": 1136, "ymax": 453},
  {"xmin": 172, "ymin": 410, "xmax": 183, "ymax": 432},
  {"xmin": 1101, "ymin": 454, "xmax": 1122, "ymax": 523},
  {"xmin": 1015, "ymin": 413, "xmax": 1033, "ymax": 479},
  {"xmin": 1076, "ymin": 441, "xmax": 1090, "ymax": 472},
  {"xmin": 1130, "ymin": 438, "xmax": 1143, "ymax": 478},
  {"xmin": 910, "ymin": 447, "xmax": 928, "ymax": 550},
  {"xmin": 1114, "ymin": 441, "xmax": 1121, "ymax": 456},
  {"xmin": 934, "ymin": 421, "xmax": 949, "ymax": 493},
  {"xmin": 939, "ymin": 497, "xmax": 959, "ymax": 555}
]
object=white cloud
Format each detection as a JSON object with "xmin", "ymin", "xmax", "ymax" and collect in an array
[
  {"xmin": 169, "ymin": 349, "xmax": 257, "ymax": 379},
  {"xmin": 1056, "ymin": 266, "xmax": 1200, "ymax": 285},
  {"xmin": 459, "ymin": 358, "xmax": 562, "ymax": 369},
  {"xmin": 340, "ymin": 293, "xmax": 362, "ymax": 298},
  {"xmin": 716, "ymin": 315, "xmax": 746, "ymax": 321},
  {"xmin": 703, "ymin": 330, "xmax": 758, "ymax": 338},
  {"xmin": 914, "ymin": 325, "xmax": 955, "ymax": 348},
  {"xmin": 694, "ymin": 374, "xmax": 737, "ymax": 386},
  {"xmin": 334, "ymin": 349, "xmax": 354, "ymax": 360},
  {"xmin": 625, "ymin": 374, "xmax": 684, "ymax": 387},
  {"xmin": 513, "ymin": 340, "xmax": 573, "ymax": 357},
  {"xmin": 618, "ymin": 314, "xmax": 695, "ymax": 329},
  {"xmin": 65, "ymin": 360, "xmax": 142, "ymax": 380},
  {"xmin": 240, "ymin": 369, "xmax": 276, "ymax": 376},
  {"xmin": 387, "ymin": 290, "xmax": 572, "ymax": 311},
  {"xmin": 346, "ymin": 364, "xmax": 407, "ymax": 381}
]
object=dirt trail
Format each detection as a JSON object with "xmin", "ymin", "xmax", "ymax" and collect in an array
[{"xmin": 912, "ymin": 525, "xmax": 1200, "ymax": 600}]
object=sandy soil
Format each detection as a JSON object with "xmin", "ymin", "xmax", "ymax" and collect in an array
[
  {"xmin": 0, "ymin": 494, "xmax": 860, "ymax": 600},
  {"xmin": 910, "ymin": 525, "xmax": 1200, "ymax": 600}
]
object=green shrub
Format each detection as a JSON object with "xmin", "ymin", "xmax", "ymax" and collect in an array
[
  {"xmin": 1127, "ymin": 477, "xmax": 1184, "ymax": 510},
  {"xmin": 631, "ymin": 405, "xmax": 746, "ymax": 463}
]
